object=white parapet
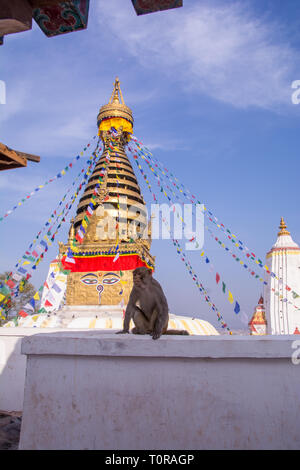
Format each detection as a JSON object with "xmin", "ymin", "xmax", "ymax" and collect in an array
[{"xmin": 18, "ymin": 332, "xmax": 300, "ymax": 450}]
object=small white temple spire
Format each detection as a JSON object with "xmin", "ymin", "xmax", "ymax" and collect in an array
[{"xmin": 264, "ymin": 218, "xmax": 300, "ymax": 334}]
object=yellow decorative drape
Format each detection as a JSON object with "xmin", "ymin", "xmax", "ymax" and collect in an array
[{"xmin": 98, "ymin": 117, "xmax": 133, "ymax": 134}]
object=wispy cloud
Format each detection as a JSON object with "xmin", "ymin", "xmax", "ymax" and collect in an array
[{"xmin": 97, "ymin": 0, "xmax": 297, "ymax": 110}]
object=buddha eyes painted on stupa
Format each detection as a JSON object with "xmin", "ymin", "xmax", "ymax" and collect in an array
[
  {"xmin": 79, "ymin": 272, "xmax": 120, "ymax": 286},
  {"xmin": 80, "ymin": 273, "xmax": 98, "ymax": 285},
  {"xmin": 102, "ymin": 273, "xmax": 120, "ymax": 285}
]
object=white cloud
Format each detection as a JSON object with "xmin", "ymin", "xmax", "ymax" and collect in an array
[{"xmin": 97, "ymin": 0, "xmax": 297, "ymax": 110}]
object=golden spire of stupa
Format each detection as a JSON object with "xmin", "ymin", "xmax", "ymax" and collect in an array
[
  {"xmin": 109, "ymin": 77, "xmax": 125, "ymax": 105},
  {"xmin": 97, "ymin": 77, "xmax": 133, "ymax": 134},
  {"xmin": 278, "ymin": 217, "xmax": 290, "ymax": 236}
]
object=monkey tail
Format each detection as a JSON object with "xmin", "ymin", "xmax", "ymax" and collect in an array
[{"xmin": 164, "ymin": 329, "xmax": 189, "ymax": 336}]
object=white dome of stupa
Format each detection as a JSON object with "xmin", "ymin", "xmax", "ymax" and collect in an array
[{"xmin": 3, "ymin": 305, "xmax": 219, "ymax": 335}]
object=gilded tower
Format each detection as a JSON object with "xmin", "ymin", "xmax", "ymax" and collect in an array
[{"xmin": 59, "ymin": 78, "xmax": 155, "ymax": 306}]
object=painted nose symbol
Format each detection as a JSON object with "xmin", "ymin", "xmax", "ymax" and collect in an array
[{"xmin": 97, "ymin": 284, "xmax": 104, "ymax": 304}]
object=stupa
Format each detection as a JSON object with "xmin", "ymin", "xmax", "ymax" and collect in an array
[
  {"xmin": 3, "ymin": 78, "xmax": 219, "ymax": 336},
  {"xmin": 264, "ymin": 218, "xmax": 300, "ymax": 335},
  {"xmin": 57, "ymin": 78, "xmax": 155, "ymax": 310}
]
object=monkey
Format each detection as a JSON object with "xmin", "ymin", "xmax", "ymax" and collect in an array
[{"xmin": 116, "ymin": 267, "xmax": 189, "ymax": 340}]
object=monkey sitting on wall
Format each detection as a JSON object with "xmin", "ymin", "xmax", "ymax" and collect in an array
[{"xmin": 116, "ymin": 267, "xmax": 189, "ymax": 340}]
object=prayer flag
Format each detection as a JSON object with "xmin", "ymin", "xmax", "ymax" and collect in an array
[
  {"xmin": 6, "ymin": 279, "xmax": 15, "ymax": 288},
  {"xmin": 18, "ymin": 310, "xmax": 28, "ymax": 318},
  {"xmin": 17, "ymin": 267, "xmax": 27, "ymax": 275},
  {"xmin": 65, "ymin": 255, "xmax": 76, "ymax": 264},
  {"xmin": 234, "ymin": 302, "xmax": 240, "ymax": 314},
  {"xmin": 52, "ymin": 283, "xmax": 62, "ymax": 293},
  {"xmin": 86, "ymin": 206, "xmax": 93, "ymax": 217},
  {"xmin": 24, "ymin": 302, "xmax": 34, "ymax": 311}
]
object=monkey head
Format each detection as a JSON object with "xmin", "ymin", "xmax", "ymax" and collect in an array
[{"xmin": 133, "ymin": 267, "xmax": 153, "ymax": 289}]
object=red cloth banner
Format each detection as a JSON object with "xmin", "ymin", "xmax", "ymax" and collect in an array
[{"xmin": 61, "ymin": 253, "xmax": 153, "ymax": 273}]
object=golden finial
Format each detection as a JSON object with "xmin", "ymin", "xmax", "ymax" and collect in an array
[
  {"xmin": 97, "ymin": 77, "xmax": 133, "ymax": 131},
  {"xmin": 109, "ymin": 77, "xmax": 125, "ymax": 105},
  {"xmin": 278, "ymin": 217, "xmax": 290, "ymax": 236}
]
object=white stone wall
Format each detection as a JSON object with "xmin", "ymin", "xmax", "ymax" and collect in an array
[
  {"xmin": 0, "ymin": 328, "xmax": 111, "ymax": 411},
  {"xmin": 17, "ymin": 332, "xmax": 300, "ymax": 450}
]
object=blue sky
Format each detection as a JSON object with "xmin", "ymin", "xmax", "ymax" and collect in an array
[{"xmin": 1, "ymin": 0, "xmax": 300, "ymax": 331}]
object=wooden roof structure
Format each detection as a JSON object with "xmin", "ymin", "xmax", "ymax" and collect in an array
[
  {"xmin": 0, "ymin": 1, "xmax": 183, "ymax": 45},
  {"xmin": 0, "ymin": 142, "xmax": 40, "ymax": 171}
]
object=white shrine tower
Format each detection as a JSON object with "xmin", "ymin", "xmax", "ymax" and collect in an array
[{"xmin": 264, "ymin": 218, "xmax": 300, "ymax": 335}]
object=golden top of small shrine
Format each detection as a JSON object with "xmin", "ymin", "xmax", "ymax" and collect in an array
[{"xmin": 278, "ymin": 217, "xmax": 290, "ymax": 237}]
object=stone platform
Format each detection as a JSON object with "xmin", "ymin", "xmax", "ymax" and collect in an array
[{"xmin": 19, "ymin": 332, "xmax": 300, "ymax": 450}]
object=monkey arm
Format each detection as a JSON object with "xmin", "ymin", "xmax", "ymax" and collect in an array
[
  {"xmin": 123, "ymin": 303, "xmax": 133, "ymax": 332},
  {"xmin": 116, "ymin": 291, "xmax": 136, "ymax": 334}
]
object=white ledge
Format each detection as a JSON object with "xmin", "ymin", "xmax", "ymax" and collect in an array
[{"xmin": 21, "ymin": 331, "xmax": 298, "ymax": 359}]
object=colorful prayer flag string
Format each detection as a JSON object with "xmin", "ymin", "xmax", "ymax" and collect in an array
[
  {"xmin": 128, "ymin": 145, "xmax": 232, "ymax": 331},
  {"xmin": 15, "ymin": 148, "xmax": 101, "ymax": 271},
  {"xmin": 128, "ymin": 143, "xmax": 242, "ymax": 319},
  {"xmin": 128, "ymin": 137, "xmax": 300, "ymax": 308},
  {"xmin": 0, "ymin": 140, "xmax": 102, "ymax": 309},
  {"xmin": 0, "ymin": 136, "xmax": 98, "ymax": 223}
]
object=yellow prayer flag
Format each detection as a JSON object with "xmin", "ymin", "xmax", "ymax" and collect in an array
[
  {"xmin": 228, "ymin": 291, "xmax": 234, "ymax": 304},
  {"xmin": 33, "ymin": 292, "xmax": 40, "ymax": 301},
  {"xmin": 0, "ymin": 293, "xmax": 6, "ymax": 302}
]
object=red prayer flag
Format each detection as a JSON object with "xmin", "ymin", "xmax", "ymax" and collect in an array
[
  {"xmin": 18, "ymin": 310, "xmax": 28, "ymax": 318},
  {"xmin": 6, "ymin": 279, "xmax": 15, "ymax": 288},
  {"xmin": 216, "ymin": 273, "xmax": 220, "ymax": 284}
]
